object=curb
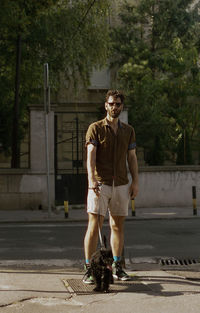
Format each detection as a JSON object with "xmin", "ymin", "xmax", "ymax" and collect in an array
[{"xmin": 0, "ymin": 216, "xmax": 200, "ymax": 224}]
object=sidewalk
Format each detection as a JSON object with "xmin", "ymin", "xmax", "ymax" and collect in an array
[
  {"xmin": 0, "ymin": 268, "xmax": 200, "ymax": 313},
  {"xmin": 0, "ymin": 207, "xmax": 200, "ymax": 312},
  {"xmin": 0, "ymin": 206, "xmax": 199, "ymax": 223}
]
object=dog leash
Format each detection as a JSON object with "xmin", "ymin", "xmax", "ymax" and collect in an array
[{"xmin": 98, "ymin": 214, "xmax": 104, "ymax": 249}]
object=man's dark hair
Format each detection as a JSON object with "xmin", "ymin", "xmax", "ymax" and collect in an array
[{"xmin": 105, "ymin": 90, "xmax": 125, "ymax": 103}]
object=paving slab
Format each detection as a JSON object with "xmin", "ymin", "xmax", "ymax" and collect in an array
[
  {"xmin": 0, "ymin": 270, "xmax": 70, "ymax": 307},
  {"xmin": 0, "ymin": 269, "xmax": 200, "ymax": 313}
]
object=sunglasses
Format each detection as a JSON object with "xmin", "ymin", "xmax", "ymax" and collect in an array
[{"xmin": 107, "ymin": 102, "xmax": 122, "ymax": 108}]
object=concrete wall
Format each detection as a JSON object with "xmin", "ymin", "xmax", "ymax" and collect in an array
[
  {"xmin": 0, "ymin": 170, "xmax": 50, "ymax": 210},
  {"xmin": 0, "ymin": 105, "xmax": 55, "ymax": 210},
  {"xmin": 1, "ymin": 166, "xmax": 199, "ymax": 210},
  {"xmin": 134, "ymin": 166, "xmax": 200, "ymax": 208}
]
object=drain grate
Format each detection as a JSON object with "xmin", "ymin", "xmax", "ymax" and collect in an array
[
  {"xmin": 160, "ymin": 258, "xmax": 200, "ymax": 266},
  {"xmin": 62, "ymin": 278, "xmax": 150, "ymax": 294}
]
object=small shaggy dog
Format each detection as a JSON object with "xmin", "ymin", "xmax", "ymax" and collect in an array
[{"xmin": 90, "ymin": 241, "xmax": 114, "ymax": 293}]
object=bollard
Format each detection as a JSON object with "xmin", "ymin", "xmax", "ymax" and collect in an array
[
  {"xmin": 131, "ymin": 198, "xmax": 135, "ymax": 216},
  {"xmin": 64, "ymin": 200, "xmax": 69, "ymax": 218},
  {"xmin": 192, "ymin": 186, "xmax": 197, "ymax": 216},
  {"xmin": 64, "ymin": 187, "xmax": 69, "ymax": 218}
]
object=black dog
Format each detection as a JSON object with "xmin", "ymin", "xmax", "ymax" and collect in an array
[{"xmin": 90, "ymin": 240, "xmax": 114, "ymax": 293}]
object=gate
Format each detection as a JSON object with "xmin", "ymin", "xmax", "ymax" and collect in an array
[{"xmin": 54, "ymin": 111, "xmax": 97, "ymax": 205}]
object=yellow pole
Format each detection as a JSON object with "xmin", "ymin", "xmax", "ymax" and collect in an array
[
  {"xmin": 192, "ymin": 186, "xmax": 197, "ymax": 216},
  {"xmin": 131, "ymin": 199, "xmax": 135, "ymax": 216},
  {"xmin": 64, "ymin": 200, "xmax": 69, "ymax": 218}
]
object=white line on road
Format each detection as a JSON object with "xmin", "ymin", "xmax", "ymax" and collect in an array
[
  {"xmin": 126, "ymin": 245, "xmax": 154, "ymax": 250},
  {"xmin": 0, "ymin": 223, "xmax": 86, "ymax": 228}
]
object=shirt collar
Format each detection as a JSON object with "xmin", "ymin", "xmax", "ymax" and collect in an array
[{"xmin": 103, "ymin": 118, "xmax": 124, "ymax": 128}]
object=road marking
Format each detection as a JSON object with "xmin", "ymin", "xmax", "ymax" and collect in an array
[
  {"xmin": 0, "ymin": 259, "xmax": 82, "ymax": 267},
  {"xmin": 126, "ymin": 245, "xmax": 154, "ymax": 250},
  {"xmin": 0, "ymin": 223, "xmax": 87, "ymax": 228}
]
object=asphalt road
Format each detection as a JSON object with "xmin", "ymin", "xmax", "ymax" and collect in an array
[{"xmin": 0, "ymin": 219, "xmax": 200, "ymax": 267}]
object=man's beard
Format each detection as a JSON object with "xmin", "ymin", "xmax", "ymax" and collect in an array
[{"xmin": 108, "ymin": 110, "xmax": 121, "ymax": 118}]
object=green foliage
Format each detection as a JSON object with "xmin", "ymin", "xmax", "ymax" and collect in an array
[
  {"xmin": 111, "ymin": 0, "xmax": 200, "ymax": 165},
  {"xmin": 0, "ymin": 0, "xmax": 110, "ymax": 154}
]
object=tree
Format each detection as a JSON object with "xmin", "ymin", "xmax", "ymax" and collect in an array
[
  {"xmin": 176, "ymin": 130, "xmax": 193, "ymax": 165},
  {"xmin": 0, "ymin": 0, "xmax": 110, "ymax": 167},
  {"xmin": 111, "ymin": 0, "xmax": 200, "ymax": 165}
]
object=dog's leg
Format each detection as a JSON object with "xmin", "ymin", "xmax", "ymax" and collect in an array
[
  {"xmin": 109, "ymin": 268, "xmax": 114, "ymax": 284},
  {"xmin": 93, "ymin": 267, "xmax": 102, "ymax": 292},
  {"xmin": 102, "ymin": 268, "xmax": 111, "ymax": 293}
]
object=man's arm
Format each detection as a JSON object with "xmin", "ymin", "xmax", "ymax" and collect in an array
[
  {"xmin": 87, "ymin": 143, "xmax": 98, "ymax": 190},
  {"xmin": 127, "ymin": 149, "xmax": 139, "ymax": 199}
]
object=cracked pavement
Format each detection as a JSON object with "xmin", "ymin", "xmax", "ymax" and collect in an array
[{"xmin": 0, "ymin": 269, "xmax": 200, "ymax": 313}]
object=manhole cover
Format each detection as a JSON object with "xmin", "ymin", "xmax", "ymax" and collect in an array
[
  {"xmin": 62, "ymin": 278, "xmax": 150, "ymax": 294},
  {"xmin": 160, "ymin": 258, "xmax": 200, "ymax": 266}
]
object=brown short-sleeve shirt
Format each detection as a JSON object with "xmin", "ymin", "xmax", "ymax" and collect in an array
[{"xmin": 86, "ymin": 118, "xmax": 136, "ymax": 186}]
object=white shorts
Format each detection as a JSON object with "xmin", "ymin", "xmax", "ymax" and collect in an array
[{"xmin": 87, "ymin": 183, "xmax": 130, "ymax": 217}]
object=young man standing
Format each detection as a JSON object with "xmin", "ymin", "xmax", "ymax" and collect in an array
[{"xmin": 83, "ymin": 90, "xmax": 139, "ymax": 283}]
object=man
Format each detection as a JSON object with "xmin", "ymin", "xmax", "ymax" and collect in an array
[{"xmin": 83, "ymin": 90, "xmax": 139, "ymax": 284}]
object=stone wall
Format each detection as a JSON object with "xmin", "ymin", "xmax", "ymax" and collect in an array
[
  {"xmin": 0, "ymin": 170, "xmax": 51, "ymax": 210},
  {"xmin": 134, "ymin": 166, "xmax": 200, "ymax": 208},
  {"xmin": 1, "ymin": 166, "xmax": 199, "ymax": 209}
]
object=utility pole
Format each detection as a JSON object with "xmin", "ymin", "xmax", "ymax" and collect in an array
[
  {"xmin": 76, "ymin": 117, "xmax": 79, "ymax": 175},
  {"xmin": 44, "ymin": 63, "xmax": 51, "ymax": 217},
  {"xmin": 11, "ymin": 34, "xmax": 22, "ymax": 168}
]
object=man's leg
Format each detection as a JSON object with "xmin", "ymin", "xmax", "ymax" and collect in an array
[
  {"xmin": 110, "ymin": 215, "xmax": 130, "ymax": 281},
  {"xmin": 84, "ymin": 213, "xmax": 104, "ymax": 261},
  {"xmin": 83, "ymin": 213, "xmax": 104, "ymax": 284},
  {"xmin": 83, "ymin": 184, "xmax": 110, "ymax": 283},
  {"xmin": 109, "ymin": 215, "xmax": 125, "ymax": 257}
]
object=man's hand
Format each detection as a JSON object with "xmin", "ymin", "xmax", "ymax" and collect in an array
[
  {"xmin": 88, "ymin": 179, "xmax": 101, "ymax": 197},
  {"xmin": 129, "ymin": 181, "xmax": 139, "ymax": 199}
]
